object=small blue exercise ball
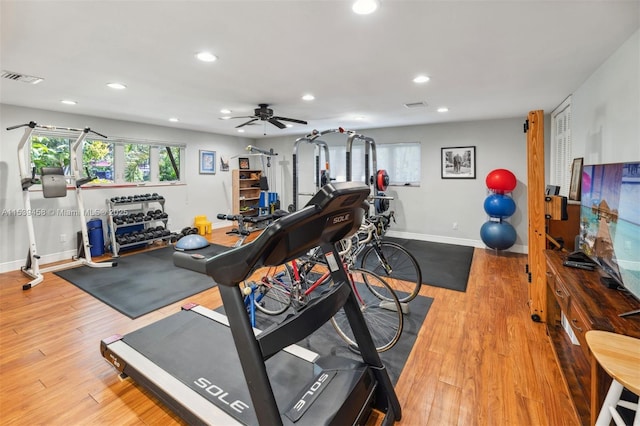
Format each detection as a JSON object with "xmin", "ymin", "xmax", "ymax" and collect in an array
[
  {"xmin": 175, "ymin": 234, "xmax": 210, "ymax": 251},
  {"xmin": 484, "ymin": 193, "xmax": 516, "ymax": 218},
  {"xmin": 480, "ymin": 220, "xmax": 517, "ymax": 250}
]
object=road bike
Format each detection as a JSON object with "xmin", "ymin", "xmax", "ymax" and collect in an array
[{"xmin": 247, "ymin": 255, "xmax": 403, "ymax": 352}]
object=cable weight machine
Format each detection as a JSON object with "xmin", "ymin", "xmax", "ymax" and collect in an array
[
  {"xmin": 344, "ymin": 128, "xmax": 393, "ymax": 214},
  {"xmin": 290, "ymin": 129, "xmax": 333, "ymax": 212}
]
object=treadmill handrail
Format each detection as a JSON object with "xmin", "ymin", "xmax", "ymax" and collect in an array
[{"xmin": 174, "ymin": 182, "xmax": 370, "ymax": 286}]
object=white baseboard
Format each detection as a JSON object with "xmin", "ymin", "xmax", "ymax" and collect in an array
[
  {"xmin": 384, "ymin": 230, "xmax": 528, "ymax": 254},
  {"xmin": 1, "ymin": 231, "xmax": 529, "ymax": 274},
  {"xmin": 0, "ymin": 249, "xmax": 77, "ymax": 274}
]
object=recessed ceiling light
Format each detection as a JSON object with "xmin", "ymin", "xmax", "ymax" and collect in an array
[
  {"xmin": 352, "ymin": 0, "xmax": 379, "ymax": 15},
  {"xmin": 413, "ymin": 75, "xmax": 430, "ymax": 84},
  {"xmin": 354, "ymin": 116, "xmax": 366, "ymax": 121},
  {"xmin": 286, "ymin": 124, "xmax": 293, "ymax": 128},
  {"xmin": 196, "ymin": 51, "xmax": 218, "ymax": 62},
  {"xmin": 107, "ymin": 82, "xmax": 127, "ymax": 90},
  {"xmin": 220, "ymin": 108, "xmax": 231, "ymax": 114},
  {"xmin": 302, "ymin": 94, "xmax": 315, "ymax": 101},
  {"xmin": 60, "ymin": 100, "xmax": 77, "ymax": 105},
  {"xmin": 237, "ymin": 129, "xmax": 245, "ymax": 133},
  {"xmin": 220, "ymin": 116, "xmax": 231, "ymax": 120},
  {"xmin": 437, "ymin": 107, "xmax": 449, "ymax": 113},
  {"xmin": 169, "ymin": 117, "xmax": 179, "ymax": 122}
]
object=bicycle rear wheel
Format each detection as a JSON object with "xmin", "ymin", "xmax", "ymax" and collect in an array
[
  {"xmin": 360, "ymin": 241, "xmax": 421, "ymax": 303},
  {"xmin": 253, "ymin": 265, "xmax": 292, "ymax": 315},
  {"xmin": 331, "ymin": 268, "xmax": 403, "ymax": 352}
]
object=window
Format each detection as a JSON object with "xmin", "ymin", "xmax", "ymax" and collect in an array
[
  {"xmin": 328, "ymin": 142, "xmax": 421, "ymax": 186},
  {"xmin": 27, "ymin": 133, "xmax": 184, "ymax": 186},
  {"xmin": 124, "ymin": 143, "xmax": 150, "ymax": 183},
  {"xmin": 550, "ymin": 96, "xmax": 572, "ymax": 196},
  {"xmin": 83, "ymin": 139, "xmax": 114, "ymax": 183},
  {"xmin": 329, "ymin": 145, "xmax": 364, "ymax": 182},
  {"xmin": 159, "ymin": 145, "xmax": 181, "ymax": 181},
  {"xmin": 377, "ymin": 142, "xmax": 421, "ymax": 185},
  {"xmin": 30, "ymin": 134, "xmax": 72, "ymax": 175}
]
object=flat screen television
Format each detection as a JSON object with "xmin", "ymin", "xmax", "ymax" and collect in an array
[{"xmin": 578, "ymin": 161, "xmax": 640, "ymax": 317}]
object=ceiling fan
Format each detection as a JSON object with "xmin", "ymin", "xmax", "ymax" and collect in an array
[{"xmin": 229, "ymin": 104, "xmax": 307, "ymax": 129}]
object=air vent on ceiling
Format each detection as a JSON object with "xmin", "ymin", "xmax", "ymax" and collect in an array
[
  {"xmin": 403, "ymin": 101, "xmax": 427, "ymax": 109},
  {"xmin": 1, "ymin": 70, "xmax": 44, "ymax": 84}
]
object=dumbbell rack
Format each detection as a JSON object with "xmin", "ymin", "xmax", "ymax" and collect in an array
[{"xmin": 106, "ymin": 194, "xmax": 172, "ymax": 257}]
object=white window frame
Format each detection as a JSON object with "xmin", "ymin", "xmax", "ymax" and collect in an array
[
  {"xmin": 27, "ymin": 132, "xmax": 185, "ymax": 187},
  {"xmin": 328, "ymin": 142, "xmax": 421, "ymax": 186},
  {"xmin": 550, "ymin": 96, "xmax": 572, "ymax": 196}
]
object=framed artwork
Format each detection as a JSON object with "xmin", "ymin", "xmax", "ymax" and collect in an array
[
  {"xmin": 568, "ymin": 157, "xmax": 583, "ymax": 201},
  {"xmin": 199, "ymin": 150, "xmax": 216, "ymax": 174},
  {"xmin": 220, "ymin": 155, "xmax": 229, "ymax": 172},
  {"xmin": 441, "ymin": 146, "xmax": 476, "ymax": 179},
  {"xmin": 239, "ymin": 157, "xmax": 250, "ymax": 170}
]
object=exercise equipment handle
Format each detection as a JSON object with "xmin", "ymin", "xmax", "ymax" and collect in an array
[
  {"xmin": 217, "ymin": 213, "xmax": 241, "ymax": 221},
  {"xmin": 75, "ymin": 167, "xmax": 96, "ymax": 187},
  {"xmin": 6, "ymin": 121, "xmax": 37, "ymax": 131},
  {"xmin": 87, "ymin": 128, "xmax": 108, "ymax": 138}
]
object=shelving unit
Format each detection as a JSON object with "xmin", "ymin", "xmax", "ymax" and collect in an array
[
  {"xmin": 545, "ymin": 250, "xmax": 640, "ymax": 425},
  {"xmin": 232, "ymin": 169, "xmax": 262, "ymax": 215},
  {"xmin": 106, "ymin": 194, "xmax": 172, "ymax": 257}
]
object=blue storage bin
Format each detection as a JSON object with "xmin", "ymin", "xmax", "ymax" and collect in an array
[{"xmin": 87, "ymin": 218, "xmax": 105, "ymax": 256}]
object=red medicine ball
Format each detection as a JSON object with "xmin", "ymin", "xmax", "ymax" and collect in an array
[{"xmin": 486, "ymin": 169, "xmax": 517, "ymax": 193}]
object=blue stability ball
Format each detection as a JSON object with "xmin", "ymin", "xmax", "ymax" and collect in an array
[
  {"xmin": 484, "ymin": 193, "xmax": 516, "ymax": 218},
  {"xmin": 175, "ymin": 234, "xmax": 210, "ymax": 251},
  {"xmin": 480, "ymin": 221, "xmax": 517, "ymax": 250}
]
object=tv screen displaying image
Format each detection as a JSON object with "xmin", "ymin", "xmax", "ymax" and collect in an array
[{"xmin": 578, "ymin": 161, "xmax": 640, "ymax": 301}]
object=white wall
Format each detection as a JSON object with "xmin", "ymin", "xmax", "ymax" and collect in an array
[
  {"xmin": 256, "ymin": 117, "xmax": 531, "ymax": 252},
  {"xmin": 1, "ymin": 30, "xmax": 637, "ymax": 273},
  {"xmin": 572, "ymin": 29, "xmax": 640, "ymax": 164},
  {"xmin": 0, "ymin": 104, "xmax": 256, "ymax": 272}
]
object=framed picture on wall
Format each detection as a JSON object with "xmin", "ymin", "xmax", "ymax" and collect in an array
[
  {"xmin": 441, "ymin": 146, "xmax": 476, "ymax": 179},
  {"xmin": 199, "ymin": 150, "xmax": 216, "ymax": 174},
  {"xmin": 568, "ymin": 157, "xmax": 583, "ymax": 201},
  {"xmin": 220, "ymin": 155, "xmax": 229, "ymax": 172},
  {"xmin": 239, "ymin": 157, "xmax": 250, "ymax": 170}
]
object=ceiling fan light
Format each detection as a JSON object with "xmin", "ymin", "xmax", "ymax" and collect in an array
[{"xmin": 353, "ymin": 0, "xmax": 379, "ymax": 15}]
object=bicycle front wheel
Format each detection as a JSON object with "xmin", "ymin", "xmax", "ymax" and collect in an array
[
  {"xmin": 253, "ymin": 265, "xmax": 292, "ymax": 315},
  {"xmin": 331, "ymin": 268, "xmax": 403, "ymax": 352},
  {"xmin": 360, "ymin": 241, "xmax": 421, "ymax": 303}
]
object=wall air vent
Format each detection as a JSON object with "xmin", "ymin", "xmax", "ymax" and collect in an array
[
  {"xmin": 1, "ymin": 70, "xmax": 44, "ymax": 84},
  {"xmin": 403, "ymin": 101, "xmax": 427, "ymax": 109}
]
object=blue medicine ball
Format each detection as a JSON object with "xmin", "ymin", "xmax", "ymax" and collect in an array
[
  {"xmin": 175, "ymin": 234, "xmax": 210, "ymax": 251},
  {"xmin": 480, "ymin": 220, "xmax": 517, "ymax": 250},
  {"xmin": 484, "ymin": 193, "xmax": 516, "ymax": 218}
]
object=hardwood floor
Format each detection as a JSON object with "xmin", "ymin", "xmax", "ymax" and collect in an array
[{"xmin": 0, "ymin": 228, "xmax": 580, "ymax": 425}]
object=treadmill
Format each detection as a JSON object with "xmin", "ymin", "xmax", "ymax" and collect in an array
[{"xmin": 100, "ymin": 181, "xmax": 402, "ymax": 425}]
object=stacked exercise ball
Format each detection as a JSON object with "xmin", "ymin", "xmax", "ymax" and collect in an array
[{"xmin": 481, "ymin": 169, "xmax": 517, "ymax": 250}]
